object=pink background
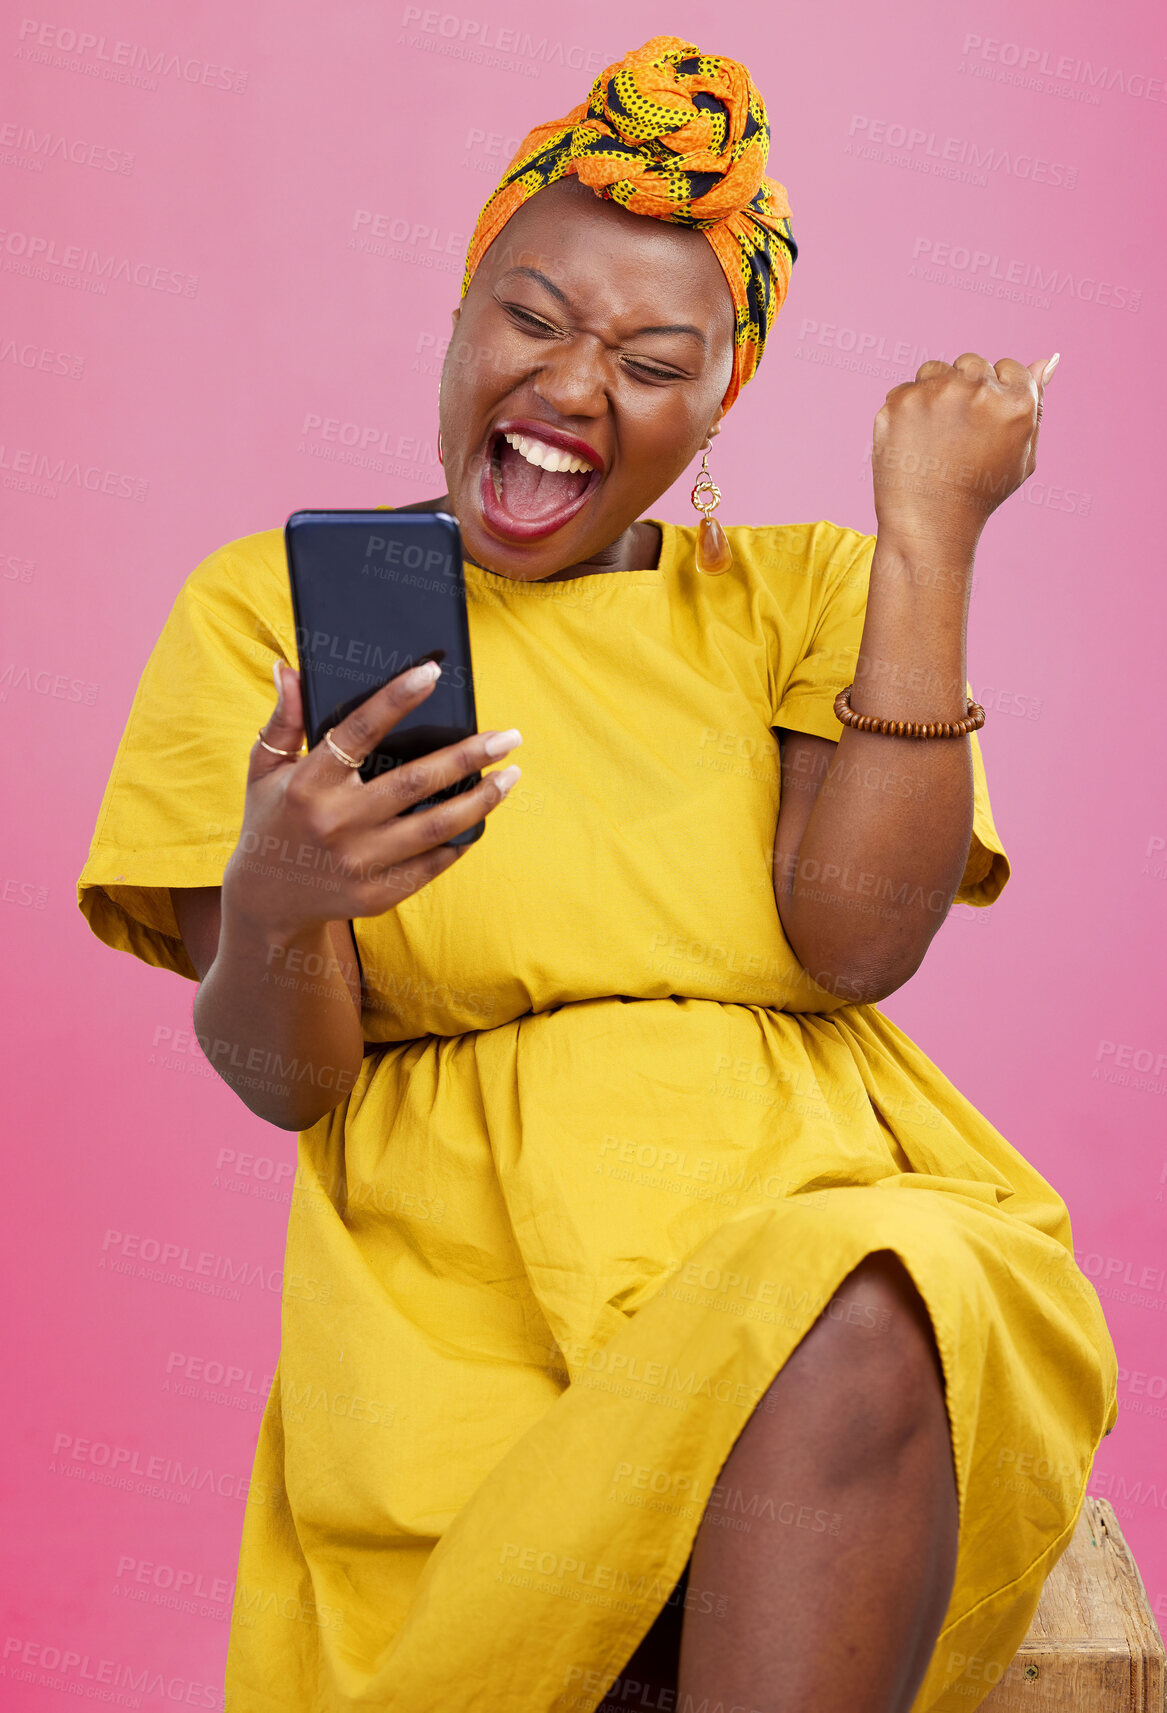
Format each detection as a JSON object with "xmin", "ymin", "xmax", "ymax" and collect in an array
[{"xmin": 2, "ymin": 0, "xmax": 1164, "ymax": 1702}]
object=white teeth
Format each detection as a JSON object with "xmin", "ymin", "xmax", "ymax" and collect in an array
[{"xmin": 500, "ymin": 431, "xmax": 594, "ymax": 475}]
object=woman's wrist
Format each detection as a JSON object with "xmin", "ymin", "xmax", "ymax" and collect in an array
[
  {"xmin": 850, "ymin": 537, "xmax": 972, "ymax": 725},
  {"xmin": 217, "ymin": 871, "xmax": 359, "ymax": 1018},
  {"xmin": 868, "ymin": 533, "xmax": 976, "ymax": 600},
  {"xmin": 216, "ymin": 888, "xmax": 340, "ymax": 981},
  {"xmin": 219, "ymin": 850, "xmax": 336, "ymax": 953}
]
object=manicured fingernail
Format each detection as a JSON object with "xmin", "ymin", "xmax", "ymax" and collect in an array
[
  {"xmin": 1041, "ymin": 353, "xmax": 1061, "ymax": 385},
  {"xmin": 491, "ymin": 764, "xmax": 521, "ymax": 796},
  {"xmin": 403, "ymin": 660, "xmax": 441, "ymax": 690},
  {"xmin": 272, "ymin": 659, "xmax": 285, "ymax": 702},
  {"xmin": 483, "ymin": 727, "xmax": 522, "ymax": 758}
]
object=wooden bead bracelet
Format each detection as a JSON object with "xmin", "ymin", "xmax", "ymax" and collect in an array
[{"xmin": 833, "ymin": 684, "xmax": 986, "ymax": 739}]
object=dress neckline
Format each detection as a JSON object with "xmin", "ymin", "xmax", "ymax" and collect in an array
[
  {"xmin": 374, "ymin": 502, "xmax": 678, "ymax": 589},
  {"xmin": 462, "ymin": 519, "xmax": 674, "ymax": 592}
]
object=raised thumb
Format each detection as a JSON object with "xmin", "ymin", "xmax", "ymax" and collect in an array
[{"xmin": 1030, "ymin": 352, "xmax": 1060, "ymax": 388}]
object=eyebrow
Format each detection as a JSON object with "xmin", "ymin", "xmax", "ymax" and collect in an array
[{"xmin": 500, "ymin": 267, "xmax": 708, "ymax": 347}]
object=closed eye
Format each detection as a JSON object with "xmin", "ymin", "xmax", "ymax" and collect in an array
[
  {"xmin": 502, "ymin": 299, "xmax": 685, "ymax": 380},
  {"xmin": 504, "ymin": 304, "xmax": 562, "ymax": 335},
  {"xmin": 621, "ymin": 357, "xmax": 684, "ymax": 382}
]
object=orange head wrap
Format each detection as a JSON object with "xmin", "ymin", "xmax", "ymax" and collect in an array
[{"xmin": 460, "ymin": 35, "xmax": 798, "ymax": 415}]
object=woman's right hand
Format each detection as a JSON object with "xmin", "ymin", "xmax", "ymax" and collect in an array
[{"xmin": 222, "ymin": 659, "xmax": 521, "ymax": 939}]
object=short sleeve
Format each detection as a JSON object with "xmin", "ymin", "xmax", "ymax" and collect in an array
[
  {"xmin": 77, "ymin": 528, "xmax": 297, "ymax": 978},
  {"xmin": 769, "ymin": 521, "xmax": 1010, "ymax": 909}
]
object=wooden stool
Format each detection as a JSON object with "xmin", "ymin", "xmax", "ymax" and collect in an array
[{"xmin": 981, "ymin": 1498, "xmax": 1165, "ymax": 1710}]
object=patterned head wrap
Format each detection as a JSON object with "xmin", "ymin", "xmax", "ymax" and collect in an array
[{"xmin": 460, "ymin": 35, "xmax": 798, "ymax": 414}]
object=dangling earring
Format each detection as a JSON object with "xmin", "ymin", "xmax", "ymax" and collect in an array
[
  {"xmin": 437, "ymin": 384, "xmax": 444, "ymax": 467},
  {"xmin": 691, "ymin": 438, "xmax": 733, "ymax": 575}
]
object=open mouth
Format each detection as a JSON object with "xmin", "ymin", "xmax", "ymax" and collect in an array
[{"xmin": 478, "ymin": 423, "xmax": 602, "ymax": 543}]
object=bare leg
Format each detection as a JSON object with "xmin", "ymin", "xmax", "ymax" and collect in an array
[{"xmin": 677, "ymin": 1250, "xmax": 959, "ymax": 1713}]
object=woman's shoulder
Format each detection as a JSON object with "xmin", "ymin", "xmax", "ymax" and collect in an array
[
  {"xmin": 722, "ymin": 518, "xmax": 877, "ymax": 578},
  {"xmin": 178, "ymin": 505, "xmax": 401, "ymax": 639},
  {"xmin": 176, "ymin": 524, "xmax": 292, "ymax": 637},
  {"xmin": 702, "ymin": 520, "xmax": 877, "ymax": 620}
]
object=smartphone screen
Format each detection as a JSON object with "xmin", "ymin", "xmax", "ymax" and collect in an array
[{"xmin": 284, "ymin": 509, "xmax": 483, "ymax": 845}]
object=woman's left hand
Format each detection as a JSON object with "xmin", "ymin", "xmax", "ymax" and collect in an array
[{"xmin": 870, "ymin": 351, "xmax": 1058, "ymax": 559}]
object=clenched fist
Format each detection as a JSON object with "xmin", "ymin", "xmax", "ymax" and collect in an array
[{"xmin": 871, "ymin": 351, "xmax": 1060, "ymax": 559}]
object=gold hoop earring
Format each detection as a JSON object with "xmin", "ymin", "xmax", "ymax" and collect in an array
[{"xmin": 691, "ymin": 441, "xmax": 733, "ymax": 576}]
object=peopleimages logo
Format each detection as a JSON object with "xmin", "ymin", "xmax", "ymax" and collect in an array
[
  {"xmin": 2, "ymin": 1635, "xmax": 224, "ymax": 1708},
  {"xmin": 848, "ymin": 116, "xmax": 1077, "ymax": 190},
  {"xmin": 0, "ymin": 227, "xmax": 198, "ymax": 295},
  {"xmin": 959, "ymin": 33, "xmax": 1167, "ymax": 105},
  {"xmin": 15, "ymin": 19, "xmax": 248, "ymax": 93},
  {"xmin": 397, "ymin": 7, "xmax": 606, "ymax": 77},
  {"xmin": 0, "ymin": 443, "xmax": 147, "ymax": 501},
  {"xmin": 0, "ymin": 121, "xmax": 135, "ymax": 174},
  {"xmin": 909, "ymin": 238, "xmax": 1142, "ymax": 313}
]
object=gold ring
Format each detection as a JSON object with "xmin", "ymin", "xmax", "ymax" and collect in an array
[
  {"xmin": 257, "ymin": 729, "xmax": 303, "ymax": 757},
  {"xmin": 324, "ymin": 728, "xmax": 365, "ymax": 769}
]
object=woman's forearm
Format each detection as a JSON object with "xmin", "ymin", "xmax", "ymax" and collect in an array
[
  {"xmin": 777, "ymin": 538, "xmax": 976, "ymax": 1002},
  {"xmin": 177, "ymin": 659, "xmax": 519, "ymax": 1130},
  {"xmin": 192, "ymin": 901, "xmax": 365, "ymax": 1130}
]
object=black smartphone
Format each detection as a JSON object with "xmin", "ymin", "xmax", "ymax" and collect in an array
[{"xmin": 284, "ymin": 509, "xmax": 484, "ymax": 847}]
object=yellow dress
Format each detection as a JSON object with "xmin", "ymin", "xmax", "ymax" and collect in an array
[{"xmin": 78, "ymin": 515, "xmax": 1118, "ymax": 1713}]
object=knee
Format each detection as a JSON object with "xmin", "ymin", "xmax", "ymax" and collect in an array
[
  {"xmin": 823, "ymin": 1252, "xmax": 939, "ymax": 1355},
  {"xmin": 784, "ymin": 1251, "xmax": 949, "ymax": 1461}
]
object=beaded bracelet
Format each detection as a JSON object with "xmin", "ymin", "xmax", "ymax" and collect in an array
[{"xmin": 833, "ymin": 684, "xmax": 986, "ymax": 739}]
